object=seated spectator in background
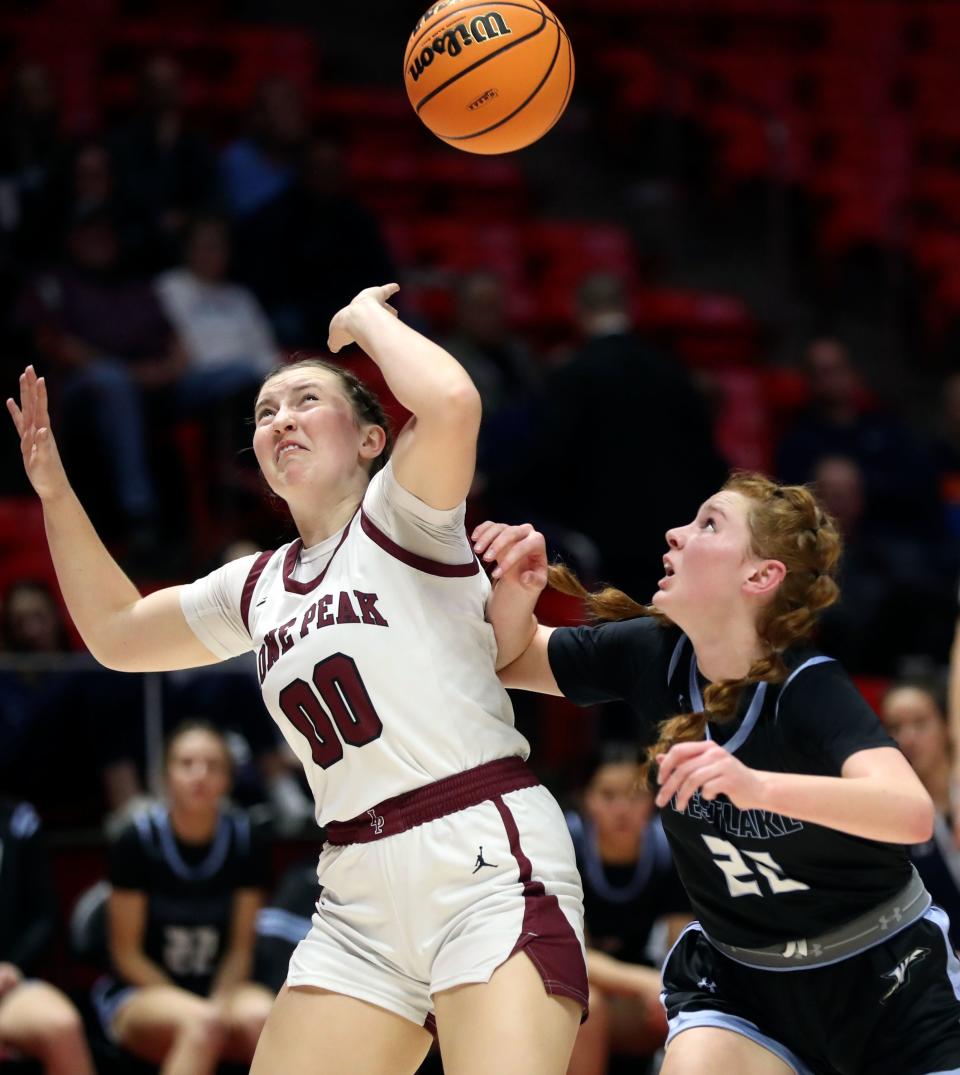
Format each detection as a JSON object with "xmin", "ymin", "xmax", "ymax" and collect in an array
[
  {"xmin": 253, "ymin": 859, "xmax": 319, "ymax": 996},
  {"xmin": 881, "ymin": 680, "xmax": 960, "ymax": 951},
  {"xmin": 814, "ymin": 455, "xmax": 956, "ymax": 672},
  {"xmin": 0, "ymin": 579, "xmax": 143, "ymax": 826},
  {"xmin": 0, "ymin": 61, "xmax": 63, "ymax": 267},
  {"xmin": 220, "ymin": 77, "xmax": 306, "ymax": 221},
  {"xmin": 776, "ymin": 336, "xmax": 943, "ymax": 543},
  {"xmin": 933, "ymin": 371, "xmax": 960, "ymax": 540},
  {"xmin": 565, "ymin": 746, "xmax": 691, "ymax": 1075},
  {"xmin": 441, "ymin": 270, "xmax": 541, "ymax": 482},
  {"xmin": 94, "ymin": 721, "xmax": 272, "ymax": 1075},
  {"xmin": 110, "ymin": 54, "xmax": 217, "ymax": 272},
  {"xmin": 17, "ymin": 208, "xmax": 184, "ymax": 542},
  {"xmin": 234, "ymin": 136, "xmax": 395, "ymax": 347},
  {"xmin": 511, "ymin": 272, "xmax": 727, "ymax": 602},
  {"xmin": 0, "ymin": 799, "xmax": 96, "ymax": 1075}
]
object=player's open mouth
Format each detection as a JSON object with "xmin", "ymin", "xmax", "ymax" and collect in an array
[{"xmin": 276, "ymin": 441, "xmax": 306, "ymax": 461}]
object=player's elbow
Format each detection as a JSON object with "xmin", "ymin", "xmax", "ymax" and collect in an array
[
  {"xmin": 905, "ymin": 793, "xmax": 935, "ymax": 844},
  {"xmin": 444, "ymin": 380, "xmax": 483, "ymax": 428}
]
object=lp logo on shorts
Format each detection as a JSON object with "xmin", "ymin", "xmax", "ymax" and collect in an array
[
  {"xmin": 880, "ymin": 947, "xmax": 930, "ymax": 1003},
  {"xmin": 367, "ymin": 808, "xmax": 385, "ymax": 836}
]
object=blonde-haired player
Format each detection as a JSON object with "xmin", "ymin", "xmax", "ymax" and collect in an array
[{"xmin": 8, "ymin": 284, "xmax": 586, "ymax": 1075}]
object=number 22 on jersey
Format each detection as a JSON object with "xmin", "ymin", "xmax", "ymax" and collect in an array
[{"xmin": 703, "ymin": 834, "xmax": 810, "ymax": 898}]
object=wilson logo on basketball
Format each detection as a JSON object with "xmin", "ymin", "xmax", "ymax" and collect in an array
[
  {"xmin": 468, "ymin": 88, "xmax": 499, "ymax": 111},
  {"xmin": 407, "ymin": 13, "xmax": 513, "ymax": 83}
]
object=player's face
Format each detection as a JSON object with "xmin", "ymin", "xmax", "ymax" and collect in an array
[
  {"xmin": 166, "ymin": 731, "xmax": 231, "ymax": 812},
  {"xmin": 882, "ymin": 687, "xmax": 949, "ymax": 782},
  {"xmin": 584, "ymin": 762, "xmax": 653, "ymax": 841},
  {"xmin": 252, "ymin": 369, "xmax": 367, "ymax": 499},
  {"xmin": 652, "ymin": 491, "xmax": 758, "ymax": 627}
]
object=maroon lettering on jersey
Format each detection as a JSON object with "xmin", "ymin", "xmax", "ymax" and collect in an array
[
  {"xmin": 317, "ymin": 594, "xmax": 335, "ymax": 628},
  {"xmin": 354, "ymin": 591, "xmax": 388, "ymax": 627},
  {"xmin": 336, "ymin": 591, "xmax": 361, "ymax": 624},
  {"xmin": 257, "ymin": 644, "xmax": 268, "ymax": 684},
  {"xmin": 264, "ymin": 628, "xmax": 281, "ymax": 674},
  {"xmin": 300, "ymin": 603, "xmax": 317, "ymax": 638},
  {"xmin": 277, "ymin": 618, "xmax": 297, "ymax": 654}
]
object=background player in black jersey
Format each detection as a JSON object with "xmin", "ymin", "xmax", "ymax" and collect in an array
[
  {"xmin": 0, "ymin": 798, "xmax": 95, "ymax": 1075},
  {"xmin": 881, "ymin": 678, "xmax": 960, "ymax": 951},
  {"xmin": 474, "ymin": 473, "xmax": 960, "ymax": 1075},
  {"xmin": 565, "ymin": 745, "xmax": 690, "ymax": 1075},
  {"xmin": 95, "ymin": 721, "xmax": 272, "ymax": 1075}
]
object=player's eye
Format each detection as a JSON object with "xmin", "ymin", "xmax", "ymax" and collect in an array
[{"xmin": 702, "ymin": 517, "xmax": 717, "ymax": 532}]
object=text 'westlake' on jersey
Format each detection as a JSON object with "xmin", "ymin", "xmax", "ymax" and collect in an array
[{"xmin": 181, "ymin": 462, "xmax": 529, "ymax": 826}]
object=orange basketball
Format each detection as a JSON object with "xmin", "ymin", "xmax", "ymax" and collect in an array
[{"xmin": 404, "ymin": 0, "xmax": 575, "ymax": 155}]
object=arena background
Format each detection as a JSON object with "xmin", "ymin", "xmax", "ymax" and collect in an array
[{"xmin": 1, "ymin": 1, "xmax": 958, "ymax": 1071}]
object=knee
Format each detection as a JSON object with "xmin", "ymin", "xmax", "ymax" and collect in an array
[
  {"xmin": 232, "ymin": 1009, "xmax": 269, "ymax": 1056},
  {"xmin": 584, "ymin": 986, "xmax": 611, "ymax": 1032},
  {"xmin": 34, "ymin": 1003, "xmax": 87, "ymax": 1060},
  {"xmin": 176, "ymin": 1003, "xmax": 227, "ymax": 1052}
]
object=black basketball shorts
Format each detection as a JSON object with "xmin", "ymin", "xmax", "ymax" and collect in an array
[{"xmin": 661, "ymin": 907, "xmax": 960, "ymax": 1074}]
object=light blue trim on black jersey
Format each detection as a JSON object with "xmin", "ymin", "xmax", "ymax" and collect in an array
[
  {"xmin": 566, "ymin": 811, "xmax": 671, "ymax": 904},
  {"xmin": 148, "ymin": 805, "xmax": 236, "ymax": 882},
  {"xmin": 690, "ymin": 654, "xmax": 767, "ymax": 756},
  {"xmin": 774, "ymin": 656, "xmax": 835, "ymax": 720},
  {"xmin": 667, "ymin": 634, "xmax": 687, "ymax": 686}
]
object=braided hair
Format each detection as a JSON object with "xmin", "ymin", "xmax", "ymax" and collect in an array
[{"xmin": 548, "ymin": 472, "xmax": 842, "ymax": 779}]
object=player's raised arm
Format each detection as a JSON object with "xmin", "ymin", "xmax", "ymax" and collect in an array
[
  {"xmin": 6, "ymin": 366, "xmax": 220, "ymax": 672},
  {"xmin": 328, "ymin": 283, "xmax": 481, "ymax": 509}
]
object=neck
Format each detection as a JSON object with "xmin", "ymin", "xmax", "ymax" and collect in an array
[
  {"xmin": 289, "ymin": 479, "xmax": 368, "ymax": 548},
  {"xmin": 168, "ymin": 804, "xmax": 219, "ymax": 843},
  {"xmin": 595, "ymin": 830, "xmax": 643, "ymax": 866},
  {"xmin": 686, "ymin": 615, "xmax": 765, "ymax": 684}
]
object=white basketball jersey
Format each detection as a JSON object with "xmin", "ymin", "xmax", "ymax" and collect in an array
[{"xmin": 180, "ymin": 463, "xmax": 529, "ymax": 825}]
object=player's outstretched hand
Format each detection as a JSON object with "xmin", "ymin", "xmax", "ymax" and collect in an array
[
  {"xmin": 6, "ymin": 365, "xmax": 70, "ymax": 502},
  {"xmin": 472, "ymin": 521, "xmax": 548, "ymax": 590},
  {"xmin": 327, "ymin": 283, "xmax": 401, "ymax": 354}
]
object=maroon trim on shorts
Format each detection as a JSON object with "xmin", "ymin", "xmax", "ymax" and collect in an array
[
  {"xmin": 359, "ymin": 508, "xmax": 480, "ymax": 578},
  {"xmin": 282, "ymin": 513, "xmax": 356, "ymax": 596},
  {"xmin": 492, "ymin": 796, "xmax": 589, "ymax": 1013},
  {"xmin": 324, "ymin": 757, "xmax": 538, "ymax": 844},
  {"xmin": 423, "ymin": 1012, "xmax": 438, "ymax": 1039},
  {"xmin": 240, "ymin": 550, "xmax": 274, "ymax": 633}
]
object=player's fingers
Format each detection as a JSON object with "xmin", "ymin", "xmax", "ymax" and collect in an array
[
  {"xmin": 6, "ymin": 398, "xmax": 24, "ymax": 437},
  {"xmin": 473, "ymin": 521, "xmax": 508, "ymax": 555},
  {"xmin": 656, "ymin": 741, "xmax": 711, "ymax": 784},
  {"xmin": 485, "ymin": 524, "xmax": 532, "ymax": 562},
  {"xmin": 491, "ymin": 532, "xmax": 541, "ymax": 577},
  {"xmin": 19, "ymin": 372, "xmax": 36, "ymax": 433},
  {"xmin": 471, "ymin": 520, "xmax": 501, "ymax": 547},
  {"xmin": 36, "ymin": 377, "xmax": 51, "ymax": 427},
  {"xmin": 380, "ymin": 283, "xmax": 401, "ymax": 299}
]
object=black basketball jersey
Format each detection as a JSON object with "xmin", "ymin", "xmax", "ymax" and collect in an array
[
  {"xmin": 108, "ymin": 805, "xmax": 268, "ymax": 995},
  {"xmin": 910, "ymin": 813, "xmax": 960, "ymax": 951},
  {"xmin": 566, "ymin": 810, "xmax": 688, "ymax": 964},
  {"xmin": 549, "ymin": 617, "xmax": 912, "ymax": 949},
  {"xmin": 0, "ymin": 800, "xmax": 57, "ymax": 975}
]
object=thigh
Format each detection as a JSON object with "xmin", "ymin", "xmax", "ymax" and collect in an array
[
  {"xmin": 250, "ymin": 984, "xmax": 431, "ymax": 1075},
  {"xmin": 111, "ymin": 984, "xmax": 213, "ymax": 1063},
  {"xmin": 662, "ymin": 1027, "xmax": 797, "ymax": 1075},
  {"xmin": 434, "ymin": 950, "xmax": 581, "ymax": 1075},
  {"xmin": 0, "ymin": 981, "xmax": 80, "ymax": 1049}
]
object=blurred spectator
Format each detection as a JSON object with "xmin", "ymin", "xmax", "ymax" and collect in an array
[
  {"xmin": 881, "ymin": 680, "xmax": 960, "ymax": 951},
  {"xmin": 155, "ymin": 214, "xmax": 278, "ymax": 471},
  {"xmin": 0, "ymin": 799, "xmax": 96, "ymax": 1074},
  {"xmin": 17, "ymin": 208, "xmax": 185, "ymax": 541},
  {"xmin": 441, "ymin": 270, "xmax": 541, "ymax": 481},
  {"xmin": 512, "ymin": 272, "xmax": 727, "ymax": 601},
  {"xmin": 110, "ymin": 55, "xmax": 217, "ymax": 271},
  {"xmin": 220, "ymin": 77, "xmax": 307, "ymax": 221},
  {"xmin": 234, "ymin": 136, "xmax": 395, "ymax": 347},
  {"xmin": 565, "ymin": 746, "xmax": 690, "ymax": 1075},
  {"xmin": 94, "ymin": 721, "xmax": 272, "ymax": 1074},
  {"xmin": 776, "ymin": 336, "xmax": 943, "ymax": 542},
  {"xmin": 253, "ymin": 858, "xmax": 318, "ymax": 995},
  {"xmin": 0, "ymin": 579, "xmax": 144, "ymax": 825},
  {"xmin": 0, "ymin": 62, "xmax": 63, "ymax": 261},
  {"xmin": 814, "ymin": 455, "xmax": 955, "ymax": 672},
  {"xmin": 934, "ymin": 371, "xmax": 960, "ymax": 540}
]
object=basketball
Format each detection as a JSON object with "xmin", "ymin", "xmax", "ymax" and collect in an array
[{"xmin": 404, "ymin": 0, "xmax": 575, "ymax": 155}]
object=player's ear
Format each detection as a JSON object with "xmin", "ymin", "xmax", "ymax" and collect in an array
[
  {"xmin": 743, "ymin": 558, "xmax": 786, "ymax": 598},
  {"xmin": 359, "ymin": 424, "xmax": 387, "ymax": 462}
]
